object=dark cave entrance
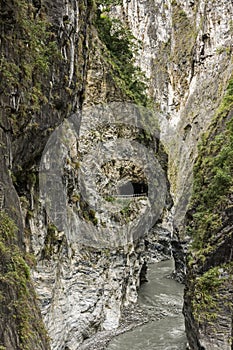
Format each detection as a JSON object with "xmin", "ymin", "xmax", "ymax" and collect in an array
[{"xmin": 118, "ymin": 181, "xmax": 148, "ymax": 196}]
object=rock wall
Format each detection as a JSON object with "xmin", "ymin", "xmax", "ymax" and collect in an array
[
  {"xmin": 0, "ymin": 122, "xmax": 50, "ymax": 350},
  {"xmin": 0, "ymin": 1, "xmax": 170, "ymax": 349},
  {"xmin": 0, "ymin": 0, "xmax": 233, "ymax": 349},
  {"xmin": 183, "ymin": 99, "xmax": 233, "ymax": 349},
  {"xmin": 118, "ymin": 0, "xmax": 233, "ymax": 230},
  {"xmin": 120, "ymin": 0, "xmax": 233, "ymax": 348}
]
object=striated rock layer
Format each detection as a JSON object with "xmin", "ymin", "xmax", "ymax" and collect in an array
[
  {"xmin": 0, "ymin": 0, "xmax": 170, "ymax": 349},
  {"xmin": 121, "ymin": 0, "xmax": 233, "ymax": 348},
  {"xmin": 0, "ymin": 0, "xmax": 233, "ymax": 349},
  {"xmin": 119, "ymin": 0, "xmax": 233, "ymax": 230}
]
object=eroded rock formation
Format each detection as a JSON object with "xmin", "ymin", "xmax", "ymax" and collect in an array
[{"xmin": 0, "ymin": 0, "xmax": 232, "ymax": 349}]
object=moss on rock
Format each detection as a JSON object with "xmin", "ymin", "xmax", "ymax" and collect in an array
[
  {"xmin": 0, "ymin": 211, "xmax": 50, "ymax": 350},
  {"xmin": 184, "ymin": 75, "xmax": 233, "ymax": 349}
]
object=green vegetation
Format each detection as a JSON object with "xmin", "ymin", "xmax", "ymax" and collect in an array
[
  {"xmin": 42, "ymin": 223, "xmax": 58, "ymax": 259},
  {"xmin": 186, "ymin": 76, "xmax": 233, "ymax": 332},
  {"xmin": 120, "ymin": 202, "xmax": 131, "ymax": 217},
  {"xmin": 192, "ymin": 266, "xmax": 224, "ymax": 323},
  {"xmin": 88, "ymin": 209, "xmax": 98, "ymax": 225},
  {"xmin": 0, "ymin": 0, "xmax": 60, "ymax": 130},
  {"xmin": 0, "ymin": 211, "xmax": 48, "ymax": 349},
  {"xmin": 80, "ymin": 199, "xmax": 98, "ymax": 225},
  {"xmin": 191, "ymin": 262, "xmax": 233, "ymax": 327},
  {"xmin": 188, "ymin": 76, "xmax": 233, "ymax": 250},
  {"xmin": 104, "ymin": 196, "xmax": 116, "ymax": 203},
  {"xmin": 136, "ymin": 128, "xmax": 154, "ymax": 147},
  {"xmin": 94, "ymin": 1, "xmax": 149, "ymax": 105}
]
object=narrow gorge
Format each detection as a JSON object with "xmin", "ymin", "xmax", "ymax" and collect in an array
[{"xmin": 0, "ymin": 1, "xmax": 232, "ymax": 350}]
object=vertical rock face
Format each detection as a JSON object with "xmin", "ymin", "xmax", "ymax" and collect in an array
[
  {"xmin": 0, "ymin": 0, "xmax": 233, "ymax": 349},
  {"xmin": 1, "ymin": 1, "xmax": 170, "ymax": 349},
  {"xmin": 0, "ymin": 98, "xmax": 50, "ymax": 349},
  {"xmin": 120, "ymin": 0, "xmax": 233, "ymax": 348},
  {"xmin": 182, "ymin": 104, "xmax": 233, "ymax": 349},
  {"xmin": 119, "ymin": 0, "xmax": 233, "ymax": 229},
  {"xmin": 0, "ymin": 1, "xmax": 105, "ymax": 349},
  {"xmin": 33, "ymin": 100, "xmax": 170, "ymax": 349}
]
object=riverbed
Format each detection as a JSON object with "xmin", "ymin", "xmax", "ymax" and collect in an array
[{"xmin": 107, "ymin": 259, "xmax": 187, "ymax": 350}]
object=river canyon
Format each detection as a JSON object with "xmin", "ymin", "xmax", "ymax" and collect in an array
[
  {"xmin": 0, "ymin": 1, "xmax": 232, "ymax": 350},
  {"xmin": 107, "ymin": 260, "xmax": 186, "ymax": 350}
]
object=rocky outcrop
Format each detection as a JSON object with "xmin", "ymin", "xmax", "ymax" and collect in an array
[
  {"xmin": 0, "ymin": 122, "xmax": 49, "ymax": 349},
  {"xmin": 118, "ymin": 0, "xmax": 233, "ymax": 231},
  {"xmin": 0, "ymin": 0, "xmax": 87, "ymax": 347},
  {"xmin": 34, "ymin": 241, "xmax": 147, "ymax": 349},
  {"xmin": 1, "ymin": 0, "xmax": 233, "ymax": 349},
  {"xmin": 183, "ymin": 88, "xmax": 233, "ymax": 349},
  {"xmin": 0, "ymin": 1, "xmax": 170, "ymax": 349},
  {"xmin": 119, "ymin": 1, "xmax": 233, "ymax": 348},
  {"xmin": 33, "ymin": 100, "xmax": 171, "ymax": 349}
]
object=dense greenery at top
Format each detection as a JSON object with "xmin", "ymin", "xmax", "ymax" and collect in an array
[{"xmin": 95, "ymin": 1, "xmax": 149, "ymax": 106}]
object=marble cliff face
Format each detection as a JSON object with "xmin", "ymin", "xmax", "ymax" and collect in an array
[{"xmin": 0, "ymin": 0, "xmax": 232, "ymax": 349}]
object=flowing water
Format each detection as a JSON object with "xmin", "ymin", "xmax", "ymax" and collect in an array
[{"xmin": 107, "ymin": 260, "xmax": 187, "ymax": 350}]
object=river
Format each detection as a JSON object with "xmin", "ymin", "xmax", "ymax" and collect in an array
[{"xmin": 107, "ymin": 260, "xmax": 187, "ymax": 350}]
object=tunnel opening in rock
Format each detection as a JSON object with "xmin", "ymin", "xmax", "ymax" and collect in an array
[{"xmin": 118, "ymin": 181, "xmax": 148, "ymax": 196}]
